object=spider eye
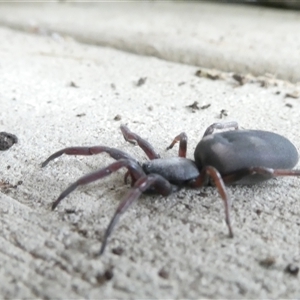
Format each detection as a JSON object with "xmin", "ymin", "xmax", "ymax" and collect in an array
[{"xmin": 142, "ymin": 162, "xmax": 151, "ymax": 174}]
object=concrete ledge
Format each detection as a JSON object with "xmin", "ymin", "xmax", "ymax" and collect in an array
[{"xmin": 0, "ymin": 2, "xmax": 300, "ymax": 82}]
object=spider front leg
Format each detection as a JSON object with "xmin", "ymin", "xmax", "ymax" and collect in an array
[
  {"xmin": 51, "ymin": 159, "xmax": 144, "ymax": 210},
  {"xmin": 190, "ymin": 166, "xmax": 233, "ymax": 238},
  {"xmin": 166, "ymin": 132, "xmax": 187, "ymax": 158},
  {"xmin": 120, "ymin": 125, "xmax": 160, "ymax": 160},
  {"xmin": 41, "ymin": 146, "xmax": 137, "ymax": 167},
  {"xmin": 99, "ymin": 174, "xmax": 174, "ymax": 255}
]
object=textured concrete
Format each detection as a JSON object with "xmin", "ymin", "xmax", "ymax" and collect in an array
[
  {"xmin": 0, "ymin": 2, "xmax": 300, "ymax": 299},
  {"xmin": 0, "ymin": 2, "xmax": 300, "ymax": 82}
]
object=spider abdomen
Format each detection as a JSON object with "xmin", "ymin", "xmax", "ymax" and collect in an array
[{"xmin": 195, "ymin": 130, "xmax": 299, "ymax": 175}]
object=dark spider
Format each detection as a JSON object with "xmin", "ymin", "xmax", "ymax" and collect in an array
[{"xmin": 42, "ymin": 121, "xmax": 300, "ymax": 255}]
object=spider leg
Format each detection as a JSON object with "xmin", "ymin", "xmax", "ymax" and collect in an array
[
  {"xmin": 190, "ymin": 166, "xmax": 233, "ymax": 238},
  {"xmin": 41, "ymin": 146, "xmax": 137, "ymax": 167},
  {"xmin": 120, "ymin": 125, "xmax": 160, "ymax": 160},
  {"xmin": 203, "ymin": 121, "xmax": 239, "ymax": 137},
  {"xmin": 222, "ymin": 166, "xmax": 300, "ymax": 184},
  {"xmin": 99, "ymin": 174, "xmax": 173, "ymax": 255},
  {"xmin": 51, "ymin": 159, "xmax": 144, "ymax": 210},
  {"xmin": 166, "ymin": 132, "xmax": 187, "ymax": 158}
]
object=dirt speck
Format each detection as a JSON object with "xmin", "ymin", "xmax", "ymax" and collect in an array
[
  {"xmin": 259, "ymin": 256, "xmax": 276, "ymax": 268},
  {"xmin": 96, "ymin": 268, "xmax": 114, "ymax": 284},
  {"xmin": 69, "ymin": 81, "xmax": 79, "ymax": 88},
  {"xmin": 285, "ymin": 263, "xmax": 299, "ymax": 276},
  {"xmin": 112, "ymin": 246, "xmax": 124, "ymax": 256},
  {"xmin": 0, "ymin": 132, "xmax": 18, "ymax": 151},
  {"xmin": 136, "ymin": 77, "xmax": 147, "ymax": 87},
  {"xmin": 232, "ymin": 73, "xmax": 246, "ymax": 85},
  {"xmin": 114, "ymin": 114, "xmax": 122, "ymax": 121},
  {"xmin": 186, "ymin": 101, "xmax": 200, "ymax": 110},
  {"xmin": 219, "ymin": 109, "xmax": 228, "ymax": 119},
  {"xmin": 158, "ymin": 268, "xmax": 169, "ymax": 279},
  {"xmin": 285, "ymin": 91, "xmax": 299, "ymax": 99},
  {"xmin": 195, "ymin": 69, "xmax": 222, "ymax": 80}
]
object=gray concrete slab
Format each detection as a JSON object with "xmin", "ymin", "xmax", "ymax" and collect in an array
[
  {"xmin": 0, "ymin": 2, "xmax": 300, "ymax": 82},
  {"xmin": 0, "ymin": 2, "xmax": 300, "ymax": 299}
]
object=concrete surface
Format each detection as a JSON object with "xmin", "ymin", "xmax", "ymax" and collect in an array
[
  {"xmin": 0, "ymin": 2, "xmax": 300, "ymax": 299},
  {"xmin": 0, "ymin": 2, "xmax": 300, "ymax": 82}
]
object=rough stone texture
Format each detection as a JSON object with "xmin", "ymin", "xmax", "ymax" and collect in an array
[{"xmin": 0, "ymin": 3, "xmax": 300, "ymax": 299}]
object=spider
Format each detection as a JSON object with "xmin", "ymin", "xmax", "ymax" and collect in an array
[{"xmin": 42, "ymin": 121, "xmax": 300, "ymax": 255}]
